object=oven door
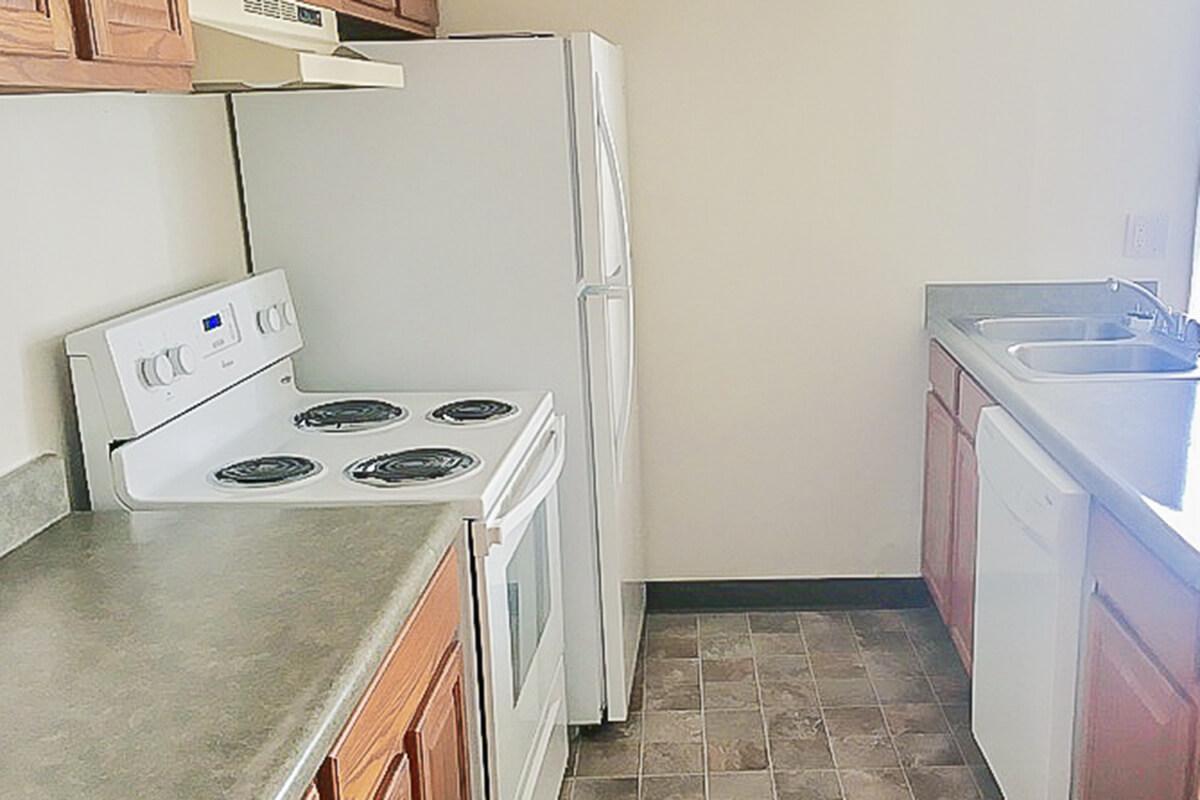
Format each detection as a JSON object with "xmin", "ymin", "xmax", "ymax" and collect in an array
[{"xmin": 474, "ymin": 414, "xmax": 568, "ymax": 800}]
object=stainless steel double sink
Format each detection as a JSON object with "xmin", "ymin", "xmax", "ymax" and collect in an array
[{"xmin": 952, "ymin": 316, "xmax": 1200, "ymax": 381}]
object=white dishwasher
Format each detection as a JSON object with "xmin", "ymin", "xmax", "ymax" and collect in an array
[{"xmin": 973, "ymin": 407, "xmax": 1089, "ymax": 800}]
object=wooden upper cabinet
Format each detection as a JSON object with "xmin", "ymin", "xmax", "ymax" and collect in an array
[
  {"xmin": 1077, "ymin": 594, "xmax": 1196, "ymax": 800},
  {"xmin": 0, "ymin": 0, "xmax": 73, "ymax": 58},
  {"xmin": 73, "ymin": 0, "xmax": 194, "ymax": 65},
  {"xmin": 397, "ymin": 0, "xmax": 434, "ymax": 26},
  {"xmin": 921, "ymin": 391, "xmax": 956, "ymax": 620},
  {"xmin": 406, "ymin": 643, "xmax": 469, "ymax": 800}
]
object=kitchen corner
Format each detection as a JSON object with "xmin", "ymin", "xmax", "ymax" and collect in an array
[{"xmin": 0, "ymin": 468, "xmax": 467, "ymax": 800}]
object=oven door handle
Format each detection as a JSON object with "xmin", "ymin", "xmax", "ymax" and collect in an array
[{"xmin": 484, "ymin": 415, "xmax": 566, "ymax": 553}]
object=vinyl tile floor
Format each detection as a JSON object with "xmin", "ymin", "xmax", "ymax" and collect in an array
[{"xmin": 559, "ymin": 608, "xmax": 1004, "ymax": 800}]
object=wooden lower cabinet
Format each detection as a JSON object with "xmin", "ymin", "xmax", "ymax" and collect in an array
[
  {"xmin": 1077, "ymin": 594, "xmax": 1195, "ymax": 799},
  {"xmin": 316, "ymin": 548, "xmax": 471, "ymax": 800},
  {"xmin": 406, "ymin": 644, "xmax": 469, "ymax": 800},
  {"xmin": 921, "ymin": 391, "xmax": 956, "ymax": 617},
  {"xmin": 1075, "ymin": 506, "xmax": 1200, "ymax": 799},
  {"xmin": 947, "ymin": 429, "xmax": 977, "ymax": 671}
]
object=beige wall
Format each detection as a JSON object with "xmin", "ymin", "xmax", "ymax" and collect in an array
[
  {"xmin": 0, "ymin": 94, "xmax": 245, "ymax": 496},
  {"xmin": 440, "ymin": 1, "xmax": 1200, "ymax": 579}
]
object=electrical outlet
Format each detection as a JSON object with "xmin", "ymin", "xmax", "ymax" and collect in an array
[{"xmin": 1124, "ymin": 214, "xmax": 1169, "ymax": 259}]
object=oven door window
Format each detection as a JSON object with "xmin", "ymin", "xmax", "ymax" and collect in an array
[{"xmin": 506, "ymin": 500, "xmax": 551, "ymax": 702}]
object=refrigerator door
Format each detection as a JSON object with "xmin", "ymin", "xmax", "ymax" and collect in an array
[
  {"xmin": 573, "ymin": 32, "xmax": 645, "ymax": 723},
  {"xmin": 573, "ymin": 32, "xmax": 632, "ymax": 290},
  {"xmin": 581, "ymin": 286, "xmax": 644, "ymax": 722}
]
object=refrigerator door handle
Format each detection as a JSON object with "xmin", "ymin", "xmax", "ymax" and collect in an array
[{"xmin": 596, "ymin": 78, "xmax": 632, "ymax": 287}]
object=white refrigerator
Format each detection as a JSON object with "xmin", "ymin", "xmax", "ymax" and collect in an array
[{"xmin": 232, "ymin": 32, "xmax": 645, "ymax": 725}]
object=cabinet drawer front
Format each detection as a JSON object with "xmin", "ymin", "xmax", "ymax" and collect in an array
[
  {"xmin": 928, "ymin": 340, "xmax": 959, "ymax": 411},
  {"xmin": 330, "ymin": 549, "xmax": 460, "ymax": 800},
  {"xmin": 956, "ymin": 370, "xmax": 994, "ymax": 439},
  {"xmin": 1089, "ymin": 506, "xmax": 1200, "ymax": 688}
]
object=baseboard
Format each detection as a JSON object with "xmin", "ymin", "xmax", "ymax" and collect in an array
[{"xmin": 645, "ymin": 577, "xmax": 931, "ymax": 613}]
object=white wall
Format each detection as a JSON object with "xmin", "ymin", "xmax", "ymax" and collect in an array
[
  {"xmin": 0, "ymin": 94, "xmax": 245, "ymax": 498},
  {"xmin": 440, "ymin": 0, "xmax": 1200, "ymax": 579}
]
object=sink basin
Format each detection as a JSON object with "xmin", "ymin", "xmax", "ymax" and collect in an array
[
  {"xmin": 974, "ymin": 316, "xmax": 1134, "ymax": 343},
  {"xmin": 1011, "ymin": 342, "xmax": 1196, "ymax": 375}
]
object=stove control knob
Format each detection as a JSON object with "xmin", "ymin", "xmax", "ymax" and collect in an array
[
  {"xmin": 139, "ymin": 353, "xmax": 174, "ymax": 388},
  {"xmin": 279, "ymin": 301, "xmax": 295, "ymax": 327},
  {"xmin": 167, "ymin": 344, "xmax": 196, "ymax": 378},
  {"xmin": 257, "ymin": 306, "xmax": 283, "ymax": 335}
]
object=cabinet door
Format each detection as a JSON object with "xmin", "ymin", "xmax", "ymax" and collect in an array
[
  {"xmin": 373, "ymin": 754, "xmax": 413, "ymax": 800},
  {"xmin": 76, "ymin": 0, "xmax": 194, "ymax": 66},
  {"xmin": 948, "ymin": 431, "xmax": 977, "ymax": 673},
  {"xmin": 406, "ymin": 643, "xmax": 469, "ymax": 800},
  {"xmin": 0, "ymin": 0, "xmax": 73, "ymax": 58},
  {"xmin": 921, "ymin": 391, "xmax": 956, "ymax": 621},
  {"xmin": 397, "ymin": 0, "xmax": 435, "ymax": 25},
  {"xmin": 1077, "ymin": 594, "xmax": 1196, "ymax": 800}
]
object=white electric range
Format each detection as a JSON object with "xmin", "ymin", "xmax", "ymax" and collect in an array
[{"xmin": 66, "ymin": 270, "xmax": 568, "ymax": 800}]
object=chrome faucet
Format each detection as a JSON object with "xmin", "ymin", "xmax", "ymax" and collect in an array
[{"xmin": 1105, "ymin": 277, "xmax": 1189, "ymax": 341}]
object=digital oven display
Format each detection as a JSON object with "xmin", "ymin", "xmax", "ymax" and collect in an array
[{"xmin": 202, "ymin": 313, "xmax": 223, "ymax": 332}]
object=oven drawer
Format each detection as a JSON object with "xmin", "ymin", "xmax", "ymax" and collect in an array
[{"xmin": 321, "ymin": 549, "xmax": 460, "ymax": 800}]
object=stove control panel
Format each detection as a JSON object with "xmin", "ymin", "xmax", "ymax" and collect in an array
[{"xmin": 66, "ymin": 270, "xmax": 303, "ymax": 439}]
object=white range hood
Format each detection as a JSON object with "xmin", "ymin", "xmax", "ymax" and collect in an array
[{"xmin": 189, "ymin": 0, "xmax": 405, "ymax": 91}]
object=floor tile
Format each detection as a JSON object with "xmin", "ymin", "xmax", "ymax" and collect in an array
[
  {"xmin": 559, "ymin": 777, "xmax": 574, "ymax": 800},
  {"xmin": 705, "ymin": 680, "xmax": 761, "ymax": 710},
  {"xmin": 758, "ymin": 655, "xmax": 812, "ymax": 682},
  {"xmin": 705, "ymin": 709, "xmax": 766, "ymax": 742},
  {"xmin": 646, "ymin": 659, "xmax": 699, "ymax": 688},
  {"xmin": 905, "ymin": 766, "xmax": 981, "ymax": 799},
  {"xmin": 849, "ymin": 610, "xmax": 906, "ymax": 632},
  {"xmin": 870, "ymin": 677, "xmax": 935, "ymax": 705},
  {"xmin": 892, "ymin": 733, "xmax": 964, "ymax": 768},
  {"xmin": 970, "ymin": 765, "xmax": 1002, "ymax": 799},
  {"xmin": 810, "ymin": 653, "xmax": 867, "ymax": 679},
  {"xmin": 645, "ymin": 684, "xmax": 703, "ymax": 711},
  {"xmin": 952, "ymin": 728, "xmax": 986, "ymax": 765},
  {"xmin": 750, "ymin": 611, "xmax": 801, "ymax": 633},
  {"xmin": 709, "ymin": 770, "xmax": 775, "ymax": 800},
  {"xmin": 940, "ymin": 705, "xmax": 969, "ymax": 731},
  {"xmin": 765, "ymin": 707, "xmax": 825, "ymax": 740},
  {"xmin": 575, "ymin": 739, "xmax": 641, "ymax": 777},
  {"xmin": 770, "ymin": 736, "xmax": 836, "ymax": 770},
  {"xmin": 823, "ymin": 706, "xmax": 887, "ymax": 737},
  {"xmin": 913, "ymin": 643, "xmax": 965, "ymax": 678},
  {"xmin": 646, "ymin": 614, "xmax": 699, "ymax": 635},
  {"xmin": 646, "ymin": 635, "xmax": 700, "ymax": 660},
  {"xmin": 773, "ymin": 769, "xmax": 843, "ymax": 800},
  {"xmin": 707, "ymin": 739, "xmax": 770, "ymax": 771},
  {"xmin": 753, "ymin": 632, "xmax": 808, "ymax": 655},
  {"xmin": 927, "ymin": 674, "xmax": 970, "ymax": 705},
  {"xmin": 760, "ymin": 680, "xmax": 820, "ymax": 709},
  {"xmin": 642, "ymin": 741, "xmax": 704, "ymax": 775},
  {"xmin": 863, "ymin": 650, "xmax": 924, "ymax": 679},
  {"xmin": 816, "ymin": 678, "xmax": 877, "ymax": 707},
  {"xmin": 881, "ymin": 705, "xmax": 948, "ymax": 736},
  {"xmin": 839, "ymin": 769, "xmax": 912, "ymax": 800},
  {"xmin": 856, "ymin": 631, "xmax": 917, "ymax": 655},
  {"xmin": 700, "ymin": 633, "xmax": 755, "ymax": 660},
  {"xmin": 699, "ymin": 613, "xmax": 750, "ymax": 635},
  {"xmin": 641, "ymin": 775, "xmax": 705, "ymax": 800},
  {"xmin": 703, "ymin": 657, "xmax": 757, "ymax": 682},
  {"xmin": 580, "ymin": 715, "xmax": 641, "ymax": 744},
  {"xmin": 829, "ymin": 735, "xmax": 901, "ymax": 769},
  {"xmin": 643, "ymin": 711, "xmax": 704, "ymax": 743},
  {"xmin": 571, "ymin": 777, "xmax": 639, "ymax": 800}
]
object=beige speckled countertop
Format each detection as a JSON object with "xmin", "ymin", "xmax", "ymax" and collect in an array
[{"xmin": 0, "ymin": 504, "xmax": 464, "ymax": 800}]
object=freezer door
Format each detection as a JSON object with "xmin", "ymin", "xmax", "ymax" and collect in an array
[
  {"xmin": 581, "ymin": 286, "xmax": 645, "ymax": 722},
  {"xmin": 573, "ymin": 32, "xmax": 632, "ymax": 290}
]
